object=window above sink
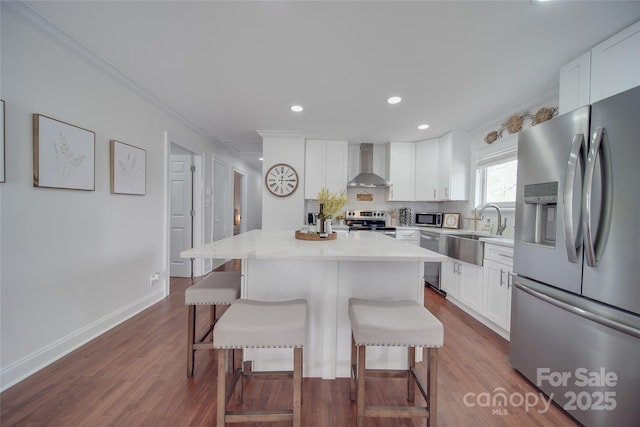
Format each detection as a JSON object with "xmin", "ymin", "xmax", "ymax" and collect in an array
[{"xmin": 474, "ymin": 134, "xmax": 518, "ymax": 210}]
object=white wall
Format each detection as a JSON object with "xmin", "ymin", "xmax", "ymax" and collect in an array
[
  {"xmin": 0, "ymin": 8, "xmax": 260, "ymax": 390},
  {"xmin": 260, "ymin": 131, "xmax": 306, "ymax": 229}
]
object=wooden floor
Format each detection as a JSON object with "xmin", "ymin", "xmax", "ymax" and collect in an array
[{"xmin": 1, "ymin": 261, "xmax": 579, "ymax": 426}]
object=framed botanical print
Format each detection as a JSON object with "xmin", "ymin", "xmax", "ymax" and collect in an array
[
  {"xmin": 33, "ymin": 114, "xmax": 95, "ymax": 191},
  {"xmin": 110, "ymin": 140, "xmax": 146, "ymax": 195}
]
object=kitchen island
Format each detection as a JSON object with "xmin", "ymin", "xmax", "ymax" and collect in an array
[{"xmin": 181, "ymin": 229, "xmax": 446, "ymax": 379}]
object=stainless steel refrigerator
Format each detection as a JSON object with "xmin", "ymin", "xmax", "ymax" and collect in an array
[{"xmin": 510, "ymin": 86, "xmax": 640, "ymax": 426}]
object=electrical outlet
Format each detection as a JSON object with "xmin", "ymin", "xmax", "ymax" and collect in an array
[{"xmin": 150, "ymin": 272, "xmax": 160, "ymax": 287}]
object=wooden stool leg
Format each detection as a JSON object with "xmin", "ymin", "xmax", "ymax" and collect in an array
[
  {"xmin": 407, "ymin": 346, "xmax": 416, "ymax": 402},
  {"xmin": 187, "ymin": 305, "xmax": 196, "ymax": 377},
  {"xmin": 428, "ymin": 348, "xmax": 438, "ymax": 427},
  {"xmin": 235, "ymin": 350, "xmax": 243, "ymax": 405},
  {"xmin": 293, "ymin": 347, "xmax": 303, "ymax": 427},
  {"xmin": 216, "ymin": 348, "xmax": 227, "ymax": 427},
  {"xmin": 356, "ymin": 345, "xmax": 366, "ymax": 427},
  {"xmin": 350, "ymin": 335, "xmax": 357, "ymax": 401}
]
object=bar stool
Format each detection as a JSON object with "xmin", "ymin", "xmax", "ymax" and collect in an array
[
  {"xmin": 214, "ymin": 299, "xmax": 307, "ymax": 427},
  {"xmin": 349, "ymin": 298, "xmax": 444, "ymax": 427},
  {"xmin": 185, "ymin": 270, "xmax": 241, "ymax": 376}
]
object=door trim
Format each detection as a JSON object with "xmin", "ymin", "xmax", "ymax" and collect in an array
[{"xmin": 164, "ymin": 132, "xmax": 206, "ymax": 294}]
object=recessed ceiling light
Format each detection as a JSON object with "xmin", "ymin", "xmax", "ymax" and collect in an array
[
  {"xmin": 418, "ymin": 124, "xmax": 430, "ymax": 130},
  {"xmin": 259, "ymin": 157, "xmax": 264, "ymax": 161},
  {"xmin": 291, "ymin": 105, "xmax": 303, "ymax": 112},
  {"xmin": 387, "ymin": 96, "xmax": 402, "ymax": 105}
]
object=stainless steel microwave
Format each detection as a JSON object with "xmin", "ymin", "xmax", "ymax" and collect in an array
[{"xmin": 415, "ymin": 212, "xmax": 443, "ymax": 227}]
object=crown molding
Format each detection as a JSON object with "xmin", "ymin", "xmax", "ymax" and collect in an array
[
  {"xmin": 1, "ymin": 1, "xmax": 239, "ymax": 154},
  {"xmin": 255, "ymin": 130, "xmax": 305, "ymax": 140}
]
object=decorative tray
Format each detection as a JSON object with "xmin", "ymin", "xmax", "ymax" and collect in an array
[{"xmin": 295, "ymin": 230, "xmax": 337, "ymax": 241}]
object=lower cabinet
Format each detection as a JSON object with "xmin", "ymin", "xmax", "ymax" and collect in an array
[
  {"xmin": 441, "ymin": 259, "xmax": 483, "ymax": 312},
  {"xmin": 440, "ymin": 242, "xmax": 514, "ymax": 340},
  {"xmin": 482, "ymin": 259, "xmax": 513, "ymax": 331}
]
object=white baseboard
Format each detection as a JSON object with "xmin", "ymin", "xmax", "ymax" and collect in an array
[{"xmin": 0, "ymin": 290, "xmax": 165, "ymax": 392}]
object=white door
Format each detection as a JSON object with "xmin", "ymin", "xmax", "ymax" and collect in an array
[
  {"xmin": 213, "ymin": 160, "xmax": 228, "ymax": 241},
  {"xmin": 170, "ymin": 154, "xmax": 192, "ymax": 277}
]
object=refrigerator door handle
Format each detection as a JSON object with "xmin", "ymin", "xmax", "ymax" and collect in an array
[
  {"xmin": 583, "ymin": 127, "xmax": 613, "ymax": 268},
  {"xmin": 515, "ymin": 282, "xmax": 640, "ymax": 339},
  {"xmin": 563, "ymin": 133, "xmax": 586, "ymax": 263}
]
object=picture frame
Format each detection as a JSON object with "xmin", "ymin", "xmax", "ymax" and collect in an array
[
  {"xmin": 110, "ymin": 140, "xmax": 146, "ymax": 195},
  {"xmin": 33, "ymin": 114, "xmax": 95, "ymax": 191},
  {"xmin": 0, "ymin": 100, "xmax": 5, "ymax": 183},
  {"xmin": 443, "ymin": 213, "xmax": 461, "ymax": 229}
]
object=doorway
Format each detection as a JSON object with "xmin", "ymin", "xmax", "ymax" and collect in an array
[
  {"xmin": 233, "ymin": 169, "xmax": 246, "ymax": 235},
  {"xmin": 169, "ymin": 143, "xmax": 204, "ymax": 278}
]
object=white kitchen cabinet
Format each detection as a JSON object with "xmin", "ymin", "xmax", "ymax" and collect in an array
[
  {"xmin": 559, "ymin": 51, "xmax": 591, "ymax": 115},
  {"xmin": 559, "ymin": 20, "xmax": 640, "ymax": 114},
  {"xmin": 305, "ymin": 139, "xmax": 348, "ymax": 199},
  {"xmin": 440, "ymin": 260, "xmax": 459, "ymax": 298},
  {"xmin": 395, "ymin": 228, "xmax": 419, "ymax": 245},
  {"xmin": 414, "ymin": 138, "xmax": 439, "ymax": 201},
  {"xmin": 455, "ymin": 261, "xmax": 483, "ymax": 312},
  {"xmin": 442, "ymin": 259, "xmax": 482, "ymax": 312},
  {"xmin": 386, "ymin": 142, "xmax": 416, "ymax": 201},
  {"xmin": 590, "ymin": 20, "xmax": 640, "ymax": 104},
  {"xmin": 482, "ymin": 244, "xmax": 514, "ymax": 332},
  {"xmin": 437, "ymin": 130, "xmax": 469, "ymax": 201}
]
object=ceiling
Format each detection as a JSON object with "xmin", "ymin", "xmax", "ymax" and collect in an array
[{"xmin": 23, "ymin": 1, "xmax": 640, "ymax": 169}]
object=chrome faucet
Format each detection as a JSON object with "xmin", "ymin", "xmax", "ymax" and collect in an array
[{"xmin": 479, "ymin": 204, "xmax": 507, "ymax": 236}]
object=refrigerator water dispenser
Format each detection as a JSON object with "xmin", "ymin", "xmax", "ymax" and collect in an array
[{"xmin": 522, "ymin": 182, "xmax": 558, "ymax": 247}]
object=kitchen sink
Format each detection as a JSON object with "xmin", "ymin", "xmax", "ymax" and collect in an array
[
  {"xmin": 444, "ymin": 234, "xmax": 485, "ymax": 266},
  {"xmin": 448, "ymin": 233, "xmax": 483, "ymax": 240}
]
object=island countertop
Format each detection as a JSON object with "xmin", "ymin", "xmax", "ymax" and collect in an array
[{"xmin": 181, "ymin": 229, "xmax": 446, "ymax": 262}]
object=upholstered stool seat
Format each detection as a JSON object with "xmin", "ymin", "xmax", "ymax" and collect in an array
[
  {"xmin": 349, "ymin": 298, "xmax": 444, "ymax": 427},
  {"xmin": 214, "ymin": 299, "xmax": 307, "ymax": 427},
  {"xmin": 185, "ymin": 271, "xmax": 241, "ymax": 376}
]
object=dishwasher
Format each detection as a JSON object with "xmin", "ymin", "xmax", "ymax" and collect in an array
[{"xmin": 420, "ymin": 230, "xmax": 446, "ymax": 296}]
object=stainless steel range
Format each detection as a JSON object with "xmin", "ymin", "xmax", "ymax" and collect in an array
[{"xmin": 345, "ymin": 210, "xmax": 396, "ymax": 237}]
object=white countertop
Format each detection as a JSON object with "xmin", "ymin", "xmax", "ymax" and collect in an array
[
  {"xmin": 479, "ymin": 236, "xmax": 515, "ymax": 248},
  {"xmin": 181, "ymin": 229, "xmax": 447, "ymax": 262}
]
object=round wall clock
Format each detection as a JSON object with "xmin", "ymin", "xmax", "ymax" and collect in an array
[{"xmin": 265, "ymin": 163, "xmax": 299, "ymax": 197}]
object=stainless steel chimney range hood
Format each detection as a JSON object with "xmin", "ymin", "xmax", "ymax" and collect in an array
[{"xmin": 347, "ymin": 143, "xmax": 392, "ymax": 188}]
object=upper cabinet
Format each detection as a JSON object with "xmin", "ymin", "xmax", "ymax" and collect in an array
[
  {"xmin": 590, "ymin": 20, "xmax": 640, "ymax": 104},
  {"xmin": 437, "ymin": 130, "xmax": 470, "ymax": 201},
  {"xmin": 385, "ymin": 131, "xmax": 469, "ymax": 202},
  {"xmin": 559, "ymin": 20, "xmax": 640, "ymax": 115},
  {"xmin": 304, "ymin": 139, "xmax": 348, "ymax": 199},
  {"xmin": 559, "ymin": 52, "xmax": 591, "ymax": 115},
  {"xmin": 414, "ymin": 138, "xmax": 439, "ymax": 201},
  {"xmin": 386, "ymin": 142, "xmax": 416, "ymax": 201}
]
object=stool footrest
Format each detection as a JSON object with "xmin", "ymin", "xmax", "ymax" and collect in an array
[
  {"xmin": 243, "ymin": 371, "xmax": 293, "ymax": 380},
  {"xmin": 365, "ymin": 406, "xmax": 429, "ymax": 418},
  {"xmin": 225, "ymin": 410, "xmax": 293, "ymax": 423},
  {"xmin": 365, "ymin": 369, "xmax": 409, "ymax": 379},
  {"xmin": 192, "ymin": 342, "xmax": 213, "ymax": 350}
]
